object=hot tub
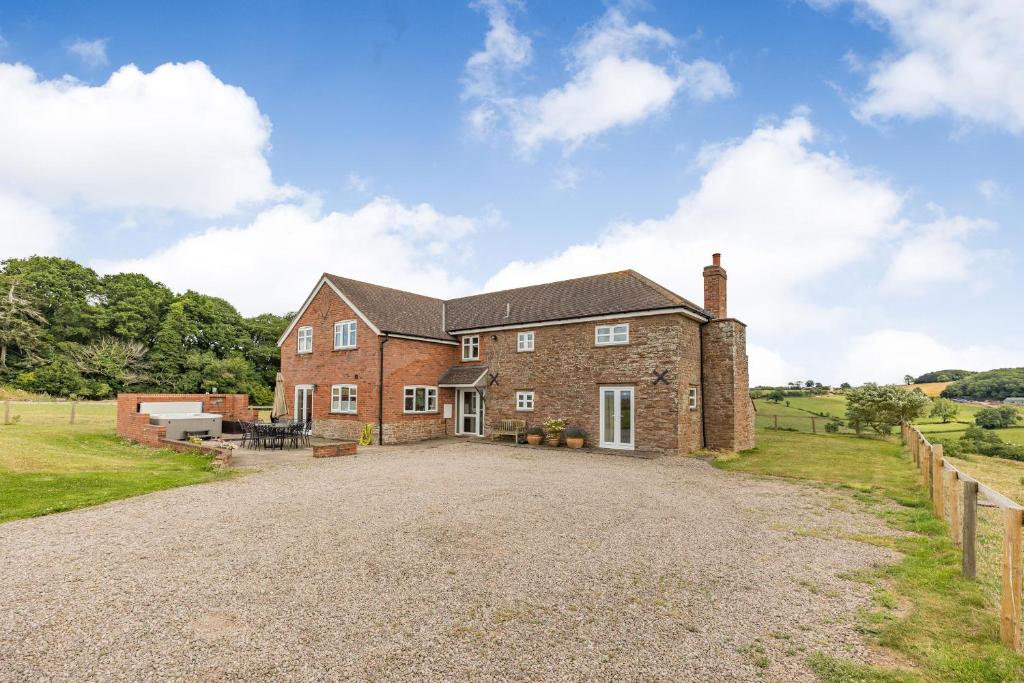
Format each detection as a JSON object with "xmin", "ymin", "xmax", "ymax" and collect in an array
[{"xmin": 141, "ymin": 401, "xmax": 223, "ymax": 441}]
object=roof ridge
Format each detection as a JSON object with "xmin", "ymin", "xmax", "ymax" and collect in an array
[
  {"xmin": 324, "ymin": 272, "xmax": 445, "ymax": 304},
  {"xmin": 446, "ymin": 270, "xmax": 635, "ymax": 303}
]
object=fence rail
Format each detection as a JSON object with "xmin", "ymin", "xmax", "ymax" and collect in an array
[
  {"xmin": 756, "ymin": 412, "xmax": 846, "ymax": 434},
  {"xmin": 903, "ymin": 421, "xmax": 1024, "ymax": 650}
]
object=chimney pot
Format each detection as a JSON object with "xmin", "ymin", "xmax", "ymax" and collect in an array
[
  {"xmin": 712, "ymin": 252, "xmax": 721, "ymax": 267},
  {"xmin": 703, "ymin": 252, "xmax": 727, "ymax": 318}
]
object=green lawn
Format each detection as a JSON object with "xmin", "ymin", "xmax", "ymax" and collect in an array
[
  {"xmin": 717, "ymin": 428, "xmax": 1024, "ymax": 683},
  {"xmin": 0, "ymin": 402, "xmax": 230, "ymax": 523}
]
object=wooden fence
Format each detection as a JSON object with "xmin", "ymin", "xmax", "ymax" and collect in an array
[
  {"xmin": 756, "ymin": 413, "xmax": 845, "ymax": 434},
  {"xmin": 903, "ymin": 421, "xmax": 1023, "ymax": 650}
]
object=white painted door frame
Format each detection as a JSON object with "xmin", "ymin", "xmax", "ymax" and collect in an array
[
  {"xmin": 456, "ymin": 389, "xmax": 485, "ymax": 436},
  {"xmin": 599, "ymin": 385, "xmax": 635, "ymax": 450},
  {"xmin": 294, "ymin": 384, "xmax": 314, "ymax": 423}
]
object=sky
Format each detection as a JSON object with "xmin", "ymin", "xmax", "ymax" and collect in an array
[{"xmin": 0, "ymin": 0, "xmax": 1021, "ymax": 386}]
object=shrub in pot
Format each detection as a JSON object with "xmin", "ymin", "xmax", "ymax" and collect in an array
[
  {"xmin": 543, "ymin": 418, "xmax": 566, "ymax": 446},
  {"xmin": 526, "ymin": 426, "xmax": 544, "ymax": 446},
  {"xmin": 565, "ymin": 427, "xmax": 586, "ymax": 448}
]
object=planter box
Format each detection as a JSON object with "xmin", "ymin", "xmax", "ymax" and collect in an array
[{"xmin": 313, "ymin": 442, "xmax": 357, "ymax": 458}]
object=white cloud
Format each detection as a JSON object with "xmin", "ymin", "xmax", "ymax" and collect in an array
[
  {"xmin": 66, "ymin": 38, "xmax": 108, "ymax": 67},
  {"xmin": 840, "ymin": 330, "xmax": 1024, "ymax": 385},
  {"xmin": 0, "ymin": 191, "xmax": 68, "ymax": 259},
  {"xmin": 0, "ymin": 61, "xmax": 289, "ymax": 218},
  {"xmin": 881, "ymin": 213, "xmax": 994, "ymax": 292},
  {"xmin": 978, "ymin": 178, "xmax": 1002, "ymax": 201},
  {"xmin": 463, "ymin": 4, "xmax": 732, "ymax": 152},
  {"xmin": 815, "ymin": 0, "xmax": 1024, "ymax": 133},
  {"xmin": 346, "ymin": 172, "xmax": 372, "ymax": 194},
  {"xmin": 552, "ymin": 165, "xmax": 581, "ymax": 190},
  {"xmin": 96, "ymin": 198, "xmax": 479, "ymax": 316},
  {"xmin": 748, "ymin": 343, "xmax": 807, "ymax": 387}
]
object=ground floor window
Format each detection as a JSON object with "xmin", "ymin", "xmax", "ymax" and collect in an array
[
  {"xmin": 331, "ymin": 384, "xmax": 357, "ymax": 414},
  {"xmin": 404, "ymin": 386, "xmax": 438, "ymax": 413},
  {"xmin": 516, "ymin": 391, "xmax": 534, "ymax": 411},
  {"xmin": 688, "ymin": 386, "xmax": 698, "ymax": 410}
]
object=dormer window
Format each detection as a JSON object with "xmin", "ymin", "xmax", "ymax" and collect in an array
[{"xmin": 462, "ymin": 335, "xmax": 480, "ymax": 361}]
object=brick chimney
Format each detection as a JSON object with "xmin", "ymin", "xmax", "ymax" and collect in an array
[{"xmin": 703, "ymin": 252, "xmax": 727, "ymax": 319}]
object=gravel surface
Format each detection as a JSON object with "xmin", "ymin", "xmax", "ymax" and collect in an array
[{"xmin": 1, "ymin": 440, "xmax": 902, "ymax": 681}]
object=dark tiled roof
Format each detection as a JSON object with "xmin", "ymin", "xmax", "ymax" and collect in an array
[
  {"xmin": 444, "ymin": 270, "xmax": 707, "ymax": 331},
  {"xmin": 324, "ymin": 274, "xmax": 453, "ymax": 341},
  {"xmin": 438, "ymin": 365, "xmax": 488, "ymax": 387}
]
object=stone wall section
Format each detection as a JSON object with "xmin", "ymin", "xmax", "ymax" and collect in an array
[{"xmin": 700, "ymin": 319, "xmax": 755, "ymax": 451}]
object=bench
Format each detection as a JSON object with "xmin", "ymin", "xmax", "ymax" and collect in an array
[{"xmin": 492, "ymin": 418, "xmax": 526, "ymax": 443}]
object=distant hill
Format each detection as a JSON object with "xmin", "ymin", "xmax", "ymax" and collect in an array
[
  {"xmin": 941, "ymin": 368, "xmax": 1024, "ymax": 402},
  {"xmin": 914, "ymin": 369, "xmax": 977, "ymax": 384}
]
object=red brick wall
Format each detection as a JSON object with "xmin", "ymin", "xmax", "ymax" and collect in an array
[
  {"xmin": 700, "ymin": 319, "xmax": 755, "ymax": 451},
  {"xmin": 116, "ymin": 392, "xmax": 255, "ymax": 449},
  {"xmin": 468, "ymin": 314, "xmax": 701, "ymax": 452}
]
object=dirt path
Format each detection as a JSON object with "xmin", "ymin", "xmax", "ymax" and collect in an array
[{"xmin": 0, "ymin": 441, "xmax": 900, "ymax": 681}]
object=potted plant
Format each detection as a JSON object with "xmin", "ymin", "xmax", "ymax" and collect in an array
[
  {"xmin": 565, "ymin": 427, "xmax": 586, "ymax": 449},
  {"xmin": 526, "ymin": 426, "xmax": 544, "ymax": 446},
  {"xmin": 543, "ymin": 418, "xmax": 565, "ymax": 447}
]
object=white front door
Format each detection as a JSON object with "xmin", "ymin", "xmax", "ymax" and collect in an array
[
  {"xmin": 599, "ymin": 386, "xmax": 634, "ymax": 449},
  {"xmin": 457, "ymin": 389, "xmax": 484, "ymax": 436},
  {"xmin": 295, "ymin": 385, "xmax": 313, "ymax": 423}
]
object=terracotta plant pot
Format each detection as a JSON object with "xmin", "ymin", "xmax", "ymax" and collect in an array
[
  {"xmin": 566, "ymin": 437, "xmax": 584, "ymax": 449},
  {"xmin": 526, "ymin": 434, "xmax": 543, "ymax": 446},
  {"xmin": 545, "ymin": 435, "xmax": 561, "ymax": 447}
]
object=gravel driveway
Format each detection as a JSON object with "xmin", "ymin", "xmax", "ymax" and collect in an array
[{"xmin": 1, "ymin": 440, "xmax": 900, "ymax": 681}]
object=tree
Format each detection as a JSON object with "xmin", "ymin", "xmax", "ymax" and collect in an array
[
  {"xmin": 96, "ymin": 273, "xmax": 173, "ymax": 345},
  {"xmin": 69, "ymin": 337, "xmax": 151, "ymax": 395},
  {"xmin": 941, "ymin": 368, "xmax": 1024, "ymax": 402},
  {"xmin": 929, "ymin": 398, "xmax": 958, "ymax": 423},
  {"xmin": 1, "ymin": 256, "xmax": 100, "ymax": 344},
  {"xmin": 805, "ymin": 379, "xmax": 814, "ymax": 388},
  {"xmin": 839, "ymin": 382, "xmax": 852, "ymax": 390},
  {"xmin": 0, "ymin": 276, "xmax": 46, "ymax": 368},
  {"xmin": 243, "ymin": 312, "xmax": 290, "ymax": 389},
  {"xmin": 975, "ymin": 406, "xmax": 1021, "ymax": 430},
  {"xmin": 845, "ymin": 384, "xmax": 930, "ymax": 436},
  {"xmin": 904, "ymin": 374, "xmax": 915, "ymax": 385},
  {"xmin": 767, "ymin": 389, "xmax": 785, "ymax": 403}
]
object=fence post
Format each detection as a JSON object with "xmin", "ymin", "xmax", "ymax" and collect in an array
[
  {"xmin": 932, "ymin": 444, "xmax": 944, "ymax": 517},
  {"xmin": 70, "ymin": 400, "xmax": 78, "ymax": 425},
  {"xmin": 963, "ymin": 480, "xmax": 978, "ymax": 579},
  {"xmin": 811, "ymin": 417, "xmax": 816, "ymax": 434},
  {"xmin": 3, "ymin": 399, "xmax": 8, "ymax": 426},
  {"xmin": 1001, "ymin": 508, "xmax": 1023, "ymax": 651},
  {"xmin": 773, "ymin": 414, "xmax": 778, "ymax": 430},
  {"xmin": 949, "ymin": 473, "xmax": 962, "ymax": 547}
]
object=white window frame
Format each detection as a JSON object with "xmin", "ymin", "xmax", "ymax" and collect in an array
[
  {"xmin": 297, "ymin": 326, "xmax": 313, "ymax": 353},
  {"xmin": 404, "ymin": 386, "xmax": 438, "ymax": 414},
  {"xmin": 461, "ymin": 335, "xmax": 480, "ymax": 361},
  {"xmin": 516, "ymin": 391, "xmax": 535, "ymax": 412},
  {"xmin": 517, "ymin": 331, "xmax": 534, "ymax": 352},
  {"xmin": 688, "ymin": 386, "xmax": 698, "ymax": 411},
  {"xmin": 333, "ymin": 320, "xmax": 357, "ymax": 350},
  {"xmin": 595, "ymin": 323, "xmax": 629, "ymax": 346},
  {"xmin": 330, "ymin": 384, "xmax": 358, "ymax": 414}
]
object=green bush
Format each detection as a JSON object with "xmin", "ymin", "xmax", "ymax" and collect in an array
[
  {"xmin": 975, "ymin": 406, "xmax": 1021, "ymax": 429},
  {"xmin": 942, "ymin": 368, "xmax": 1024, "ymax": 401},
  {"xmin": 957, "ymin": 426, "xmax": 1024, "ymax": 461},
  {"xmin": 845, "ymin": 384, "xmax": 930, "ymax": 436}
]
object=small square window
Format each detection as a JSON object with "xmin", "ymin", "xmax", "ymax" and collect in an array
[
  {"xmin": 517, "ymin": 331, "xmax": 534, "ymax": 352},
  {"xmin": 297, "ymin": 326, "xmax": 313, "ymax": 353},
  {"xmin": 688, "ymin": 386, "xmax": 698, "ymax": 411},
  {"xmin": 462, "ymin": 335, "xmax": 480, "ymax": 361},
  {"xmin": 595, "ymin": 323, "xmax": 629, "ymax": 346},
  {"xmin": 331, "ymin": 384, "xmax": 357, "ymax": 413},
  {"xmin": 516, "ymin": 391, "xmax": 534, "ymax": 411},
  {"xmin": 333, "ymin": 320, "xmax": 357, "ymax": 349}
]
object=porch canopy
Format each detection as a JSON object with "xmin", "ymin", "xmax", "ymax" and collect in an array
[{"xmin": 438, "ymin": 365, "xmax": 488, "ymax": 389}]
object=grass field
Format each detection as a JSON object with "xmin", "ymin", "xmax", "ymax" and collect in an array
[
  {"xmin": 0, "ymin": 402, "xmax": 230, "ymax": 523},
  {"xmin": 902, "ymin": 382, "xmax": 952, "ymax": 397},
  {"xmin": 718, "ymin": 429, "xmax": 1024, "ymax": 682}
]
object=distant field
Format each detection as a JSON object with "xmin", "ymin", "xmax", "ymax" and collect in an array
[
  {"xmin": 900, "ymin": 381, "xmax": 952, "ymax": 397},
  {"xmin": 0, "ymin": 402, "xmax": 228, "ymax": 523}
]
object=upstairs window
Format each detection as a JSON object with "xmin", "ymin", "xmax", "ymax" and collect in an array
[
  {"xmin": 331, "ymin": 384, "xmax": 358, "ymax": 413},
  {"xmin": 688, "ymin": 386, "xmax": 699, "ymax": 411},
  {"xmin": 462, "ymin": 335, "xmax": 480, "ymax": 361},
  {"xmin": 517, "ymin": 331, "xmax": 534, "ymax": 352},
  {"xmin": 334, "ymin": 320, "xmax": 357, "ymax": 349},
  {"xmin": 595, "ymin": 323, "xmax": 629, "ymax": 346},
  {"xmin": 297, "ymin": 326, "xmax": 313, "ymax": 353},
  {"xmin": 404, "ymin": 386, "xmax": 438, "ymax": 413}
]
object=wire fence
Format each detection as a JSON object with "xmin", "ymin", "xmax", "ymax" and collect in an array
[
  {"xmin": 755, "ymin": 412, "xmax": 854, "ymax": 434},
  {"xmin": 1, "ymin": 400, "xmax": 116, "ymax": 427}
]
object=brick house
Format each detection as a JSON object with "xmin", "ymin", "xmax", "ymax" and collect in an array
[{"xmin": 277, "ymin": 254, "xmax": 754, "ymax": 453}]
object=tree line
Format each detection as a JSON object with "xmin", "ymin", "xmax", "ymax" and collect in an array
[{"xmin": 0, "ymin": 256, "xmax": 289, "ymax": 403}]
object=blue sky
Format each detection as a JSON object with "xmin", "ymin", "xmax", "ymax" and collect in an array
[{"xmin": 0, "ymin": 0, "xmax": 1021, "ymax": 385}]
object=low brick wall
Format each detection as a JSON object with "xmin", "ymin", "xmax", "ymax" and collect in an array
[
  {"xmin": 158, "ymin": 438, "xmax": 233, "ymax": 468},
  {"xmin": 312, "ymin": 442, "xmax": 358, "ymax": 458}
]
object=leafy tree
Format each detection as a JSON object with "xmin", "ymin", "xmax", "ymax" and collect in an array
[
  {"xmin": 941, "ymin": 368, "xmax": 1024, "ymax": 402},
  {"xmin": 805, "ymin": 379, "xmax": 814, "ymax": 388},
  {"xmin": 975, "ymin": 406, "xmax": 1021, "ymax": 430},
  {"xmin": 150, "ymin": 291, "xmax": 250, "ymax": 384},
  {"xmin": 1, "ymin": 257, "xmax": 100, "ymax": 344},
  {"xmin": 68, "ymin": 337, "xmax": 151, "ymax": 394},
  {"xmin": 845, "ymin": 384, "xmax": 930, "ymax": 436},
  {"xmin": 96, "ymin": 273, "xmax": 173, "ymax": 345},
  {"xmin": 904, "ymin": 374, "xmax": 915, "ymax": 385},
  {"xmin": 929, "ymin": 398, "xmax": 959, "ymax": 424},
  {"xmin": 767, "ymin": 389, "xmax": 786, "ymax": 403},
  {"xmin": 0, "ymin": 276, "xmax": 46, "ymax": 368},
  {"xmin": 243, "ymin": 312, "xmax": 290, "ymax": 389},
  {"xmin": 915, "ymin": 369, "xmax": 976, "ymax": 384},
  {"xmin": 839, "ymin": 382, "xmax": 852, "ymax": 390},
  {"xmin": 16, "ymin": 358, "xmax": 87, "ymax": 397}
]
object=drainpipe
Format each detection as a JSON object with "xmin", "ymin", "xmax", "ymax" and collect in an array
[{"xmin": 378, "ymin": 333, "xmax": 390, "ymax": 445}]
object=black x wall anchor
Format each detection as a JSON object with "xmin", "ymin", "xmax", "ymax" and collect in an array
[
  {"xmin": 488, "ymin": 372, "xmax": 499, "ymax": 386},
  {"xmin": 652, "ymin": 369, "xmax": 669, "ymax": 385}
]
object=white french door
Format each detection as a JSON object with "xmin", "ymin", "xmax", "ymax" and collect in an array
[
  {"xmin": 599, "ymin": 386, "xmax": 634, "ymax": 450},
  {"xmin": 457, "ymin": 389, "xmax": 484, "ymax": 436},
  {"xmin": 295, "ymin": 385, "xmax": 313, "ymax": 424}
]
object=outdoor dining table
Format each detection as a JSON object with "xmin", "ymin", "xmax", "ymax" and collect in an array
[{"xmin": 253, "ymin": 421, "xmax": 298, "ymax": 450}]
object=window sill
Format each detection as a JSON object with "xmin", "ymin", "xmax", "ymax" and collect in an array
[
  {"xmin": 333, "ymin": 346, "xmax": 357, "ymax": 351},
  {"xmin": 403, "ymin": 410, "xmax": 439, "ymax": 415},
  {"xmin": 329, "ymin": 411, "xmax": 358, "ymax": 415},
  {"xmin": 516, "ymin": 408, "xmax": 534, "ymax": 412},
  {"xmin": 297, "ymin": 350, "xmax": 313, "ymax": 355},
  {"xmin": 517, "ymin": 349, "xmax": 534, "ymax": 353},
  {"xmin": 594, "ymin": 341, "xmax": 629, "ymax": 347}
]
